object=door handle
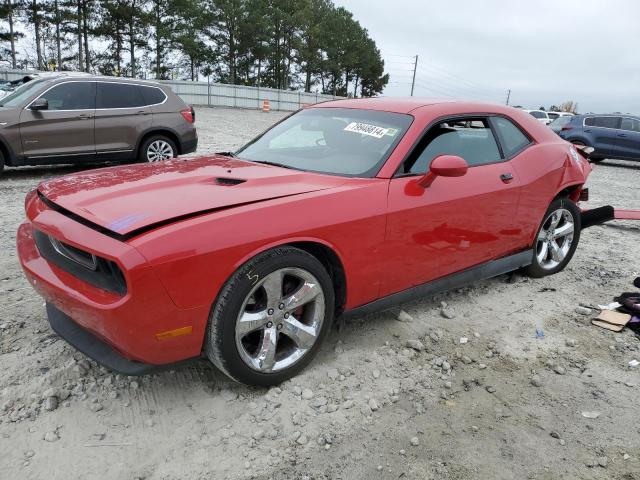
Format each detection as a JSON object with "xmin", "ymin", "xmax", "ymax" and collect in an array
[
  {"xmin": 500, "ymin": 173, "xmax": 514, "ymax": 183},
  {"xmin": 618, "ymin": 133, "xmax": 627, "ymax": 137},
  {"xmin": 584, "ymin": 129, "xmax": 592, "ymax": 133},
  {"xmin": 136, "ymin": 110, "xmax": 149, "ymax": 115},
  {"xmin": 77, "ymin": 113, "xmax": 92, "ymax": 119}
]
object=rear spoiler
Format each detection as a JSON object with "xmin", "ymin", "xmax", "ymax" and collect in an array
[{"xmin": 573, "ymin": 144, "xmax": 596, "ymax": 162}]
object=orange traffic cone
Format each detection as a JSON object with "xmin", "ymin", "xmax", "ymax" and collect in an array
[{"xmin": 262, "ymin": 99, "xmax": 270, "ymax": 113}]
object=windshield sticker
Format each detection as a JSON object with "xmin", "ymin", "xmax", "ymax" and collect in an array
[{"xmin": 344, "ymin": 122, "xmax": 389, "ymax": 139}]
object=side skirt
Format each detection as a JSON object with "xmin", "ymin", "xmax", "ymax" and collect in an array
[{"xmin": 342, "ymin": 249, "xmax": 533, "ymax": 319}]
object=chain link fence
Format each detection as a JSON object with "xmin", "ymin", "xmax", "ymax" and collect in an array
[{"xmin": 0, "ymin": 69, "xmax": 342, "ymax": 111}]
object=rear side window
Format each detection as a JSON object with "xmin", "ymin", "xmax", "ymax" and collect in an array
[
  {"xmin": 38, "ymin": 82, "xmax": 95, "ymax": 110},
  {"xmin": 547, "ymin": 113, "xmax": 559, "ymax": 120},
  {"xmin": 491, "ymin": 117, "xmax": 531, "ymax": 157},
  {"xmin": 621, "ymin": 117, "xmax": 640, "ymax": 132},
  {"xmin": 97, "ymin": 82, "xmax": 144, "ymax": 109},
  {"xmin": 585, "ymin": 116, "xmax": 620, "ymax": 129},
  {"xmin": 139, "ymin": 86, "xmax": 167, "ymax": 105},
  {"xmin": 406, "ymin": 118, "xmax": 502, "ymax": 173}
]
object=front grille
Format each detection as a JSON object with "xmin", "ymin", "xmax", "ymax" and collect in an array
[{"xmin": 34, "ymin": 230, "xmax": 127, "ymax": 296}]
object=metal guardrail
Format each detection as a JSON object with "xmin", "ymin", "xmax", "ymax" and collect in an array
[{"xmin": 0, "ymin": 69, "xmax": 342, "ymax": 111}]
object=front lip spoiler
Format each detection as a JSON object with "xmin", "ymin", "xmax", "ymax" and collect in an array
[{"xmin": 46, "ymin": 302, "xmax": 199, "ymax": 376}]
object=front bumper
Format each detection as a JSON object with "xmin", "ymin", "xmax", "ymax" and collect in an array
[
  {"xmin": 17, "ymin": 204, "xmax": 210, "ymax": 368},
  {"xmin": 46, "ymin": 303, "xmax": 197, "ymax": 375}
]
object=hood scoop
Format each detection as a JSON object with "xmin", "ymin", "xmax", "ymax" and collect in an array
[{"xmin": 214, "ymin": 177, "xmax": 246, "ymax": 186}]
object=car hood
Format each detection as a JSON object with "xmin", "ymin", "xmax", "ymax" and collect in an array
[{"xmin": 38, "ymin": 156, "xmax": 348, "ymax": 238}]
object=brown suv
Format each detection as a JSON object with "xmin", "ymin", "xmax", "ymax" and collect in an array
[{"xmin": 0, "ymin": 74, "xmax": 197, "ymax": 173}]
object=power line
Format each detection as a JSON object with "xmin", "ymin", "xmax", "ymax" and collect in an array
[{"xmin": 410, "ymin": 55, "xmax": 418, "ymax": 97}]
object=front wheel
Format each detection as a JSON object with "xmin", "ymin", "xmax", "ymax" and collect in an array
[
  {"xmin": 525, "ymin": 198, "xmax": 581, "ymax": 278},
  {"xmin": 205, "ymin": 247, "xmax": 335, "ymax": 386}
]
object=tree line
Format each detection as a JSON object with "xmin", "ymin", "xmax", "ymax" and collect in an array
[{"xmin": 0, "ymin": 0, "xmax": 389, "ymax": 96}]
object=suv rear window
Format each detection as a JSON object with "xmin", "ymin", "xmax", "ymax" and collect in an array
[
  {"xmin": 97, "ymin": 82, "xmax": 145, "ymax": 109},
  {"xmin": 529, "ymin": 111, "xmax": 547, "ymax": 119},
  {"xmin": 139, "ymin": 86, "xmax": 166, "ymax": 105},
  {"xmin": 584, "ymin": 116, "xmax": 620, "ymax": 129},
  {"xmin": 621, "ymin": 117, "xmax": 640, "ymax": 132}
]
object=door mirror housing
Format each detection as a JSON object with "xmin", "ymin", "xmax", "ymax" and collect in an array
[
  {"xmin": 29, "ymin": 98, "xmax": 48, "ymax": 111},
  {"xmin": 417, "ymin": 155, "xmax": 469, "ymax": 188}
]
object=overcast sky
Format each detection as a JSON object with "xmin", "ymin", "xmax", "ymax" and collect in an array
[{"xmin": 336, "ymin": 0, "xmax": 640, "ymax": 114}]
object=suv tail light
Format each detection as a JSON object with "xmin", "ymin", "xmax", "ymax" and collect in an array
[
  {"xmin": 180, "ymin": 106, "xmax": 195, "ymax": 124},
  {"xmin": 561, "ymin": 126, "xmax": 573, "ymax": 131}
]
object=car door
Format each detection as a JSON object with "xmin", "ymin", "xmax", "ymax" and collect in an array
[
  {"xmin": 584, "ymin": 116, "xmax": 622, "ymax": 158},
  {"xmin": 94, "ymin": 82, "xmax": 152, "ymax": 157},
  {"xmin": 617, "ymin": 117, "xmax": 640, "ymax": 159},
  {"xmin": 19, "ymin": 81, "xmax": 96, "ymax": 159},
  {"xmin": 381, "ymin": 116, "xmax": 522, "ymax": 297}
]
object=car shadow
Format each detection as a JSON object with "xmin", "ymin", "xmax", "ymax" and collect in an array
[
  {"xmin": 597, "ymin": 159, "xmax": 640, "ymax": 171},
  {"xmin": 0, "ymin": 164, "xmax": 113, "ymax": 181}
]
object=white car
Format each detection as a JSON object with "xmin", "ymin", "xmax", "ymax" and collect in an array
[
  {"xmin": 525, "ymin": 109, "xmax": 552, "ymax": 125},
  {"xmin": 547, "ymin": 111, "xmax": 574, "ymax": 122}
]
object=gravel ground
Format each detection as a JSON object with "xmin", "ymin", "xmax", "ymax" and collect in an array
[{"xmin": 1, "ymin": 107, "xmax": 640, "ymax": 480}]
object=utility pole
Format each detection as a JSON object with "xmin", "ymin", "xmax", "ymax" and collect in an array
[
  {"xmin": 410, "ymin": 55, "xmax": 418, "ymax": 96},
  {"xmin": 505, "ymin": 89, "xmax": 511, "ymax": 106}
]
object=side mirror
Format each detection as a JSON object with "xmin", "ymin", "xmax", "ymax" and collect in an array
[
  {"xmin": 30, "ymin": 98, "xmax": 48, "ymax": 111},
  {"xmin": 417, "ymin": 155, "xmax": 469, "ymax": 188}
]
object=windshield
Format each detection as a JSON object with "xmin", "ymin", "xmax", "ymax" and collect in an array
[
  {"xmin": 235, "ymin": 107, "xmax": 413, "ymax": 177},
  {"xmin": 0, "ymin": 79, "xmax": 47, "ymax": 108},
  {"xmin": 550, "ymin": 116, "xmax": 572, "ymax": 127}
]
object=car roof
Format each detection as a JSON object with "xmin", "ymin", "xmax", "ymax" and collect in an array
[
  {"xmin": 45, "ymin": 74, "xmax": 164, "ymax": 88},
  {"xmin": 312, "ymin": 97, "xmax": 455, "ymax": 114},
  {"xmin": 313, "ymin": 97, "xmax": 534, "ymax": 115},
  {"xmin": 574, "ymin": 113, "xmax": 640, "ymax": 119}
]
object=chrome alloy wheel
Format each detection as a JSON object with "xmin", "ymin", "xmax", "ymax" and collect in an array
[
  {"xmin": 235, "ymin": 268, "xmax": 325, "ymax": 373},
  {"xmin": 535, "ymin": 208, "xmax": 575, "ymax": 270},
  {"xmin": 146, "ymin": 140, "xmax": 174, "ymax": 162}
]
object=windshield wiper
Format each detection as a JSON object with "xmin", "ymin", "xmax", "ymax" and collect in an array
[
  {"xmin": 250, "ymin": 160, "xmax": 298, "ymax": 170},
  {"xmin": 216, "ymin": 151, "xmax": 235, "ymax": 157}
]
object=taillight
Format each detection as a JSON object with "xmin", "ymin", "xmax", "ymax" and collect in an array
[
  {"xmin": 561, "ymin": 126, "xmax": 573, "ymax": 131},
  {"xmin": 180, "ymin": 106, "xmax": 195, "ymax": 123}
]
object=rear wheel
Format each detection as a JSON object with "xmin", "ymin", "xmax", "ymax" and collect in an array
[
  {"xmin": 139, "ymin": 135, "xmax": 177, "ymax": 162},
  {"xmin": 0, "ymin": 150, "xmax": 4, "ymax": 174},
  {"xmin": 525, "ymin": 198, "xmax": 581, "ymax": 278},
  {"xmin": 205, "ymin": 246, "xmax": 335, "ymax": 386}
]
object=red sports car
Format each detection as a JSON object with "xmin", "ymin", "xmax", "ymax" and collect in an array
[{"xmin": 17, "ymin": 98, "xmax": 592, "ymax": 386}]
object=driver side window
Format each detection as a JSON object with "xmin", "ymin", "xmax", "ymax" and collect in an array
[{"xmin": 404, "ymin": 118, "xmax": 502, "ymax": 174}]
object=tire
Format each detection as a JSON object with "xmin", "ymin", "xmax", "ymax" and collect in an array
[
  {"xmin": 138, "ymin": 135, "xmax": 177, "ymax": 163},
  {"xmin": 0, "ymin": 150, "xmax": 4, "ymax": 175},
  {"xmin": 205, "ymin": 246, "xmax": 335, "ymax": 386},
  {"xmin": 525, "ymin": 198, "xmax": 581, "ymax": 278}
]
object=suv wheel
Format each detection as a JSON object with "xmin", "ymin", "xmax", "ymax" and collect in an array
[
  {"xmin": 139, "ymin": 135, "xmax": 177, "ymax": 162},
  {"xmin": 0, "ymin": 150, "xmax": 4, "ymax": 174}
]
